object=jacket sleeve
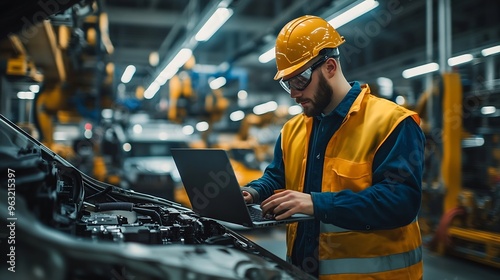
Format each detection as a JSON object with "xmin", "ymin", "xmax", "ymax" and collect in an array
[
  {"xmin": 311, "ymin": 117, "xmax": 426, "ymax": 230},
  {"xmin": 244, "ymin": 134, "xmax": 286, "ymax": 204}
]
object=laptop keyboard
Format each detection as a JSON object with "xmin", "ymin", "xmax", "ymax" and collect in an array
[{"xmin": 248, "ymin": 206, "xmax": 275, "ymax": 221}]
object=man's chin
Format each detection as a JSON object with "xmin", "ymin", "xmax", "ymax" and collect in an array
[{"xmin": 303, "ymin": 109, "xmax": 319, "ymax": 117}]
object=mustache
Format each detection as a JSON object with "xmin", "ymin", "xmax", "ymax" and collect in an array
[{"xmin": 296, "ymin": 98, "xmax": 310, "ymax": 104}]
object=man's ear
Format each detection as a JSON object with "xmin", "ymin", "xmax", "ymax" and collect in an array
[{"xmin": 324, "ymin": 58, "xmax": 337, "ymax": 78}]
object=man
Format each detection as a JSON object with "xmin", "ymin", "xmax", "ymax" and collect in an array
[{"xmin": 242, "ymin": 15, "xmax": 425, "ymax": 279}]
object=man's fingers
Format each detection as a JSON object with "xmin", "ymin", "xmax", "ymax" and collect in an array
[{"xmin": 242, "ymin": 191, "xmax": 253, "ymax": 203}]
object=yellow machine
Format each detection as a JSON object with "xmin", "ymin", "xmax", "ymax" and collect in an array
[{"xmin": 420, "ymin": 72, "xmax": 500, "ymax": 269}]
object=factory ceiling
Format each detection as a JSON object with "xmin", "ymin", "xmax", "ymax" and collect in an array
[
  {"xmin": 103, "ymin": 0, "xmax": 500, "ymax": 98},
  {"xmin": 2, "ymin": 0, "xmax": 500, "ymax": 106}
]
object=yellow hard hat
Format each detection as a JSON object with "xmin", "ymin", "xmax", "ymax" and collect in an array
[{"xmin": 274, "ymin": 15, "xmax": 345, "ymax": 80}]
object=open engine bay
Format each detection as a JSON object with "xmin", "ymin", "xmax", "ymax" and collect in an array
[{"xmin": 0, "ymin": 114, "xmax": 314, "ymax": 280}]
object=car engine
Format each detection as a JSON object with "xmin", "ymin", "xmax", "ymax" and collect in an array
[{"xmin": 0, "ymin": 115, "xmax": 314, "ymax": 280}]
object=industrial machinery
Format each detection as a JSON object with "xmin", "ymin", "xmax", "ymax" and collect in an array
[
  {"xmin": 0, "ymin": 114, "xmax": 314, "ymax": 279},
  {"xmin": 419, "ymin": 73, "xmax": 500, "ymax": 269},
  {"xmin": 1, "ymin": 0, "xmax": 118, "ymax": 189}
]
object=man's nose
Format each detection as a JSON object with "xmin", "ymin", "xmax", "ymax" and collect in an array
[{"xmin": 290, "ymin": 88, "xmax": 302, "ymax": 98}]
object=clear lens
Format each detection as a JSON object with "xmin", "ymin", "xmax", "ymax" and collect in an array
[
  {"xmin": 279, "ymin": 79, "xmax": 292, "ymax": 93},
  {"xmin": 289, "ymin": 73, "xmax": 310, "ymax": 89},
  {"xmin": 280, "ymin": 68, "xmax": 313, "ymax": 94}
]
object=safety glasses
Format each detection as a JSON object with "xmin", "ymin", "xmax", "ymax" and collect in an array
[{"xmin": 279, "ymin": 54, "xmax": 330, "ymax": 94}]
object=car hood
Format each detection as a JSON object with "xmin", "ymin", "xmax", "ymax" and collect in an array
[{"xmin": 124, "ymin": 157, "xmax": 178, "ymax": 174}]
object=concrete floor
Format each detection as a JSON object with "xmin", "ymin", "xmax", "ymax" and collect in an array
[{"xmin": 241, "ymin": 226, "xmax": 500, "ymax": 280}]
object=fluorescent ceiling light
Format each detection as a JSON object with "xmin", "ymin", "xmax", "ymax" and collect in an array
[
  {"xmin": 253, "ymin": 101, "xmax": 278, "ymax": 115},
  {"xmin": 462, "ymin": 136, "xmax": 484, "ymax": 148},
  {"xmin": 288, "ymin": 105, "xmax": 303, "ymax": 115},
  {"xmin": 481, "ymin": 106, "xmax": 496, "ymax": 115},
  {"xmin": 209, "ymin": 77, "xmax": 227, "ymax": 89},
  {"xmin": 237, "ymin": 90, "xmax": 248, "ymax": 100},
  {"xmin": 29, "ymin": 84, "xmax": 40, "ymax": 93},
  {"xmin": 402, "ymin": 62, "xmax": 439, "ymax": 79},
  {"xmin": 122, "ymin": 143, "xmax": 131, "ymax": 152},
  {"xmin": 395, "ymin": 95, "xmax": 405, "ymax": 105},
  {"xmin": 195, "ymin": 8, "xmax": 233, "ymax": 42},
  {"xmin": 121, "ymin": 65, "xmax": 136, "ymax": 83},
  {"xmin": 196, "ymin": 121, "xmax": 209, "ymax": 132},
  {"xmin": 158, "ymin": 48, "xmax": 193, "ymax": 84},
  {"xmin": 481, "ymin": 45, "xmax": 500, "ymax": 57},
  {"xmin": 17, "ymin": 91, "xmax": 35, "ymax": 99},
  {"xmin": 448, "ymin": 54, "xmax": 473, "ymax": 66},
  {"xmin": 230, "ymin": 110, "xmax": 245, "ymax": 121},
  {"xmin": 144, "ymin": 81, "xmax": 161, "ymax": 99},
  {"xmin": 144, "ymin": 48, "xmax": 192, "ymax": 99},
  {"xmin": 327, "ymin": 0, "xmax": 380, "ymax": 28},
  {"xmin": 259, "ymin": 47, "xmax": 275, "ymax": 63}
]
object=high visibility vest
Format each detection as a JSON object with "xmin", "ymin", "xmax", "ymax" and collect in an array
[{"xmin": 281, "ymin": 84, "xmax": 423, "ymax": 279}]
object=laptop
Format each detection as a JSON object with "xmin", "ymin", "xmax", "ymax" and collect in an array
[{"xmin": 171, "ymin": 148, "xmax": 314, "ymax": 228}]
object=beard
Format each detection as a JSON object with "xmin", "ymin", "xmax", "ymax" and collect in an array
[{"xmin": 301, "ymin": 72, "xmax": 333, "ymax": 117}]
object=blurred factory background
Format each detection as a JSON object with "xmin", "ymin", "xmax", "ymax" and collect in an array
[{"xmin": 1, "ymin": 0, "xmax": 500, "ymax": 278}]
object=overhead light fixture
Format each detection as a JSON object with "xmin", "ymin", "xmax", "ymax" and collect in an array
[
  {"xmin": 481, "ymin": 45, "xmax": 500, "ymax": 57},
  {"xmin": 402, "ymin": 62, "xmax": 439, "ymax": 79},
  {"xmin": 237, "ymin": 90, "xmax": 248, "ymax": 100},
  {"xmin": 448, "ymin": 54, "xmax": 473, "ymax": 66},
  {"xmin": 149, "ymin": 52, "xmax": 159, "ymax": 66},
  {"xmin": 230, "ymin": 110, "xmax": 245, "ymax": 121},
  {"xmin": 327, "ymin": 0, "xmax": 380, "ymax": 28},
  {"xmin": 395, "ymin": 95, "xmax": 405, "ymax": 105},
  {"xmin": 288, "ymin": 105, "xmax": 303, "ymax": 116},
  {"xmin": 122, "ymin": 143, "xmax": 131, "ymax": 152},
  {"xmin": 29, "ymin": 84, "xmax": 40, "ymax": 93},
  {"xmin": 481, "ymin": 106, "xmax": 496, "ymax": 115},
  {"xmin": 253, "ymin": 101, "xmax": 278, "ymax": 115},
  {"xmin": 196, "ymin": 121, "xmax": 209, "ymax": 132},
  {"xmin": 17, "ymin": 91, "xmax": 35, "ymax": 100},
  {"xmin": 209, "ymin": 77, "xmax": 227, "ymax": 89},
  {"xmin": 259, "ymin": 47, "xmax": 275, "ymax": 63},
  {"xmin": 144, "ymin": 48, "xmax": 192, "ymax": 99},
  {"xmin": 120, "ymin": 65, "xmax": 136, "ymax": 83},
  {"xmin": 195, "ymin": 7, "xmax": 233, "ymax": 42},
  {"xmin": 157, "ymin": 48, "xmax": 193, "ymax": 84},
  {"xmin": 144, "ymin": 82, "xmax": 161, "ymax": 100},
  {"xmin": 462, "ymin": 136, "xmax": 485, "ymax": 148}
]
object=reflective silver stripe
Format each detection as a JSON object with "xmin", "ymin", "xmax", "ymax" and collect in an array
[
  {"xmin": 320, "ymin": 222, "xmax": 350, "ymax": 233},
  {"xmin": 319, "ymin": 246, "xmax": 422, "ymax": 275}
]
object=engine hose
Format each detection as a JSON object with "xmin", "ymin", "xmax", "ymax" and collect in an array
[{"xmin": 96, "ymin": 202, "xmax": 134, "ymax": 212}]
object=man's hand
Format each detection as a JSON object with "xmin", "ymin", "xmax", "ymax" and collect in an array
[
  {"xmin": 242, "ymin": 190, "xmax": 254, "ymax": 204},
  {"xmin": 261, "ymin": 190, "xmax": 314, "ymax": 220}
]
